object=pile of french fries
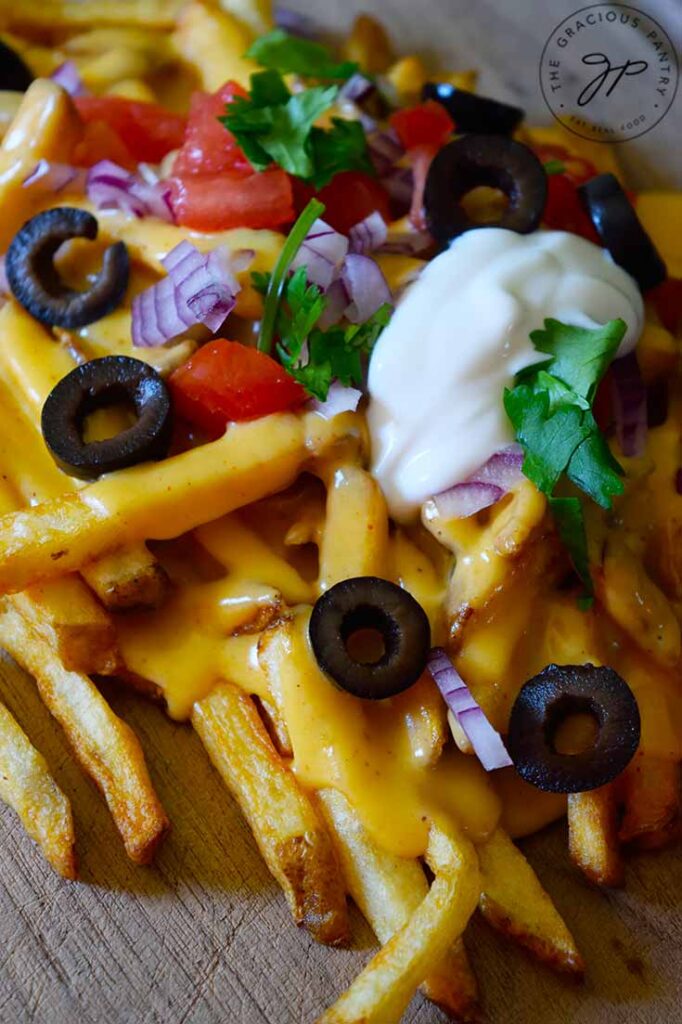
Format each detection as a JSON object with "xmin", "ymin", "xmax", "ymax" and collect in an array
[{"xmin": 0, "ymin": 2, "xmax": 679, "ymax": 1022}]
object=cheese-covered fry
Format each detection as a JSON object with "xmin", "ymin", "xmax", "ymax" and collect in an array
[{"xmin": 172, "ymin": 1, "xmax": 258, "ymax": 90}]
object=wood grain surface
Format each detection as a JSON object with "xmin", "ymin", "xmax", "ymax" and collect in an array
[{"xmin": 0, "ymin": 3, "xmax": 681, "ymax": 1024}]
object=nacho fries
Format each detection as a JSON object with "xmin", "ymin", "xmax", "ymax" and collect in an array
[{"xmin": 0, "ymin": 3, "xmax": 679, "ymax": 1023}]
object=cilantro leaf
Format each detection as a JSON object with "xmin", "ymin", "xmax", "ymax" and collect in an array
[
  {"xmin": 566, "ymin": 425, "xmax": 624, "ymax": 507},
  {"xmin": 308, "ymin": 119, "xmax": 375, "ymax": 188},
  {"xmin": 246, "ymin": 29, "xmax": 358, "ymax": 81},
  {"xmin": 503, "ymin": 385, "xmax": 591, "ymax": 493},
  {"xmin": 548, "ymin": 496, "xmax": 593, "ymax": 600},
  {"xmin": 543, "ymin": 159, "xmax": 566, "ymax": 176},
  {"xmin": 251, "ymin": 270, "xmax": 271, "ymax": 297},
  {"xmin": 527, "ymin": 317, "xmax": 626, "ymax": 404}
]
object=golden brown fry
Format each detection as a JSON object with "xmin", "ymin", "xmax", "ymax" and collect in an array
[
  {"xmin": 342, "ymin": 14, "xmax": 395, "ymax": 74},
  {"xmin": 80, "ymin": 546, "xmax": 169, "ymax": 612},
  {"xmin": 568, "ymin": 786, "xmax": 623, "ymax": 887},
  {"xmin": 0, "ymin": 603, "xmax": 169, "ymax": 864},
  {"xmin": 0, "ymin": 412, "xmax": 306, "ymax": 594},
  {"xmin": 318, "ymin": 788, "xmax": 481, "ymax": 1023},
  {"xmin": 619, "ymin": 752, "xmax": 681, "ymax": 846},
  {"xmin": 172, "ymin": 1, "xmax": 258, "ymax": 90},
  {"xmin": 319, "ymin": 825, "xmax": 480, "ymax": 1024},
  {"xmin": 217, "ymin": 0, "xmax": 273, "ymax": 36},
  {"xmin": 10, "ymin": 577, "xmax": 119, "ymax": 676},
  {"xmin": 317, "ymin": 464, "xmax": 389, "ymax": 593},
  {"xmin": 192, "ymin": 682, "xmax": 350, "ymax": 947},
  {"xmin": 479, "ymin": 827, "xmax": 584, "ymax": 976},
  {"xmin": 0, "ymin": 699, "xmax": 76, "ymax": 879},
  {"xmin": 2, "ymin": 0, "xmax": 182, "ymax": 32}
]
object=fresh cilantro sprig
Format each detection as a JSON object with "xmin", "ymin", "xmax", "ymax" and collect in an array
[
  {"xmin": 222, "ymin": 70, "xmax": 373, "ymax": 187},
  {"xmin": 245, "ymin": 29, "xmax": 358, "ymax": 81},
  {"xmin": 504, "ymin": 318, "xmax": 627, "ymax": 601},
  {"xmin": 254, "ymin": 265, "xmax": 391, "ymax": 400},
  {"xmin": 543, "ymin": 158, "xmax": 566, "ymax": 176}
]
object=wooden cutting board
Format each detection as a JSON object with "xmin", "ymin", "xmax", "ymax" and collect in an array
[{"xmin": 0, "ymin": 2, "xmax": 680, "ymax": 1022}]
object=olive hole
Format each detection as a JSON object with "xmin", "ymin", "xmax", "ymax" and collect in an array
[
  {"xmin": 545, "ymin": 695, "xmax": 602, "ymax": 757},
  {"xmin": 461, "ymin": 186, "xmax": 509, "ymax": 224},
  {"xmin": 78, "ymin": 387, "xmax": 138, "ymax": 443},
  {"xmin": 340, "ymin": 605, "xmax": 396, "ymax": 667}
]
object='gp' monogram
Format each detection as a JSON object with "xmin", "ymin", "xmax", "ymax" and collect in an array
[{"xmin": 577, "ymin": 52, "xmax": 648, "ymax": 106}]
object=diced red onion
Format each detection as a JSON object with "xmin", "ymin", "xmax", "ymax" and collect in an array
[
  {"xmin": 432, "ymin": 445, "xmax": 524, "ymax": 519},
  {"xmin": 340, "ymin": 254, "xmax": 392, "ymax": 323},
  {"xmin": 427, "ymin": 647, "xmax": 512, "ymax": 772},
  {"xmin": 367, "ymin": 129, "xmax": 404, "ymax": 176},
  {"xmin": 50, "ymin": 61, "xmax": 88, "ymax": 97},
  {"xmin": 290, "ymin": 218, "xmax": 349, "ymax": 291},
  {"xmin": 132, "ymin": 241, "xmax": 240, "ymax": 348},
  {"xmin": 274, "ymin": 6, "xmax": 317, "ymax": 38},
  {"xmin": 611, "ymin": 352, "xmax": 647, "ymax": 457},
  {"xmin": 309, "ymin": 382, "xmax": 362, "ymax": 418},
  {"xmin": 339, "ymin": 73, "xmax": 375, "ymax": 104},
  {"xmin": 22, "ymin": 160, "xmax": 86, "ymax": 195},
  {"xmin": 0, "ymin": 256, "xmax": 8, "ymax": 295},
  {"xmin": 87, "ymin": 160, "xmax": 174, "ymax": 222},
  {"xmin": 317, "ymin": 277, "xmax": 348, "ymax": 330},
  {"xmin": 349, "ymin": 211, "xmax": 388, "ymax": 255}
]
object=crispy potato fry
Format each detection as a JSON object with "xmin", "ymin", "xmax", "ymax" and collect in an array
[
  {"xmin": 0, "ymin": 698, "xmax": 76, "ymax": 879},
  {"xmin": 342, "ymin": 14, "xmax": 395, "ymax": 74},
  {"xmin": 80, "ymin": 546, "xmax": 169, "ymax": 612},
  {"xmin": 0, "ymin": 603, "xmax": 169, "ymax": 864},
  {"xmin": 318, "ymin": 788, "xmax": 481, "ymax": 1023},
  {"xmin": 318, "ymin": 464, "xmax": 389, "ymax": 592},
  {"xmin": 218, "ymin": 0, "xmax": 273, "ymax": 36},
  {"xmin": 568, "ymin": 786, "xmax": 623, "ymax": 887},
  {"xmin": 0, "ymin": 412, "xmax": 306, "ymax": 594},
  {"xmin": 192, "ymin": 682, "xmax": 350, "ymax": 946},
  {"xmin": 172, "ymin": 1, "xmax": 258, "ymax": 90},
  {"xmin": 319, "ymin": 825, "xmax": 480, "ymax": 1024},
  {"xmin": 10, "ymin": 578, "xmax": 119, "ymax": 676},
  {"xmin": 478, "ymin": 828, "xmax": 584, "ymax": 976},
  {"xmin": 389, "ymin": 528, "xmax": 446, "ymax": 637},
  {"xmin": 0, "ymin": 90, "xmax": 22, "ymax": 140},
  {"xmin": 2, "ymin": 0, "xmax": 183, "ymax": 32},
  {"xmin": 255, "ymin": 695, "xmax": 292, "ymax": 757},
  {"xmin": 619, "ymin": 752, "xmax": 681, "ymax": 846}
]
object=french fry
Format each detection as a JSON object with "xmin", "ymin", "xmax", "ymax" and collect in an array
[
  {"xmin": 319, "ymin": 825, "xmax": 480, "ymax": 1024},
  {"xmin": 0, "ymin": 411, "xmax": 306, "ymax": 594},
  {"xmin": 318, "ymin": 788, "xmax": 481, "ymax": 1023},
  {"xmin": 568, "ymin": 786, "xmax": 623, "ymax": 887},
  {"xmin": 80, "ymin": 547, "xmax": 169, "ymax": 612},
  {"xmin": 478, "ymin": 827, "xmax": 584, "ymax": 975},
  {"xmin": 342, "ymin": 14, "xmax": 395, "ymax": 74},
  {"xmin": 172, "ymin": 1, "xmax": 258, "ymax": 90},
  {"xmin": 0, "ymin": 699, "xmax": 76, "ymax": 879},
  {"xmin": 0, "ymin": 603, "xmax": 169, "ymax": 864},
  {"xmin": 619, "ymin": 752, "xmax": 681, "ymax": 846},
  {"xmin": 1, "ymin": 0, "xmax": 183, "ymax": 32},
  {"xmin": 217, "ymin": 0, "xmax": 273, "ymax": 37},
  {"xmin": 318, "ymin": 464, "xmax": 389, "ymax": 592},
  {"xmin": 192, "ymin": 682, "xmax": 350, "ymax": 946}
]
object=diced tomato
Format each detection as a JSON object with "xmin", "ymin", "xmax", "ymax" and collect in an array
[
  {"xmin": 172, "ymin": 80, "xmax": 251, "ymax": 177},
  {"xmin": 169, "ymin": 340, "xmax": 306, "ymax": 433},
  {"xmin": 169, "ymin": 168, "xmax": 294, "ymax": 231},
  {"xmin": 649, "ymin": 277, "xmax": 682, "ymax": 334},
  {"xmin": 75, "ymin": 96, "xmax": 186, "ymax": 164},
  {"xmin": 543, "ymin": 172, "xmax": 600, "ymax": 243},
  {"xmin": 312, "ymin": 171, "xmax": 392, "ymax": 235},
  {"xmin": 390, "ymin": 101, "xmax": 455, "ymax": 152},
  {"xmin": 72, "ymin": 119, "xmax": 136, "ymax": 170}
]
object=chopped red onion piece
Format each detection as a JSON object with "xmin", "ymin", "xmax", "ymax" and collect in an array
[
  {"xmin": 50, "ymin": 61, "xmax": 88, "ymax": 97},
  {"xmin": 274, "ymin": 6, "xmax": 317, "ymax": 37},
  {"xmin": 87, "ymin": 160, "xmax": 174, "ymax": 222},
  {"xmin": 0, "ymin": 256, "xmax": 8, "ymax": 295},
  {"xmin": 290, "ymin": 217, "xmax": 349, "ymax": 291},
  {"xmin": 367, "ymin": 129, "xmax": 404, "ymax": 176},
  {"xmin": 473, "ymin": 444, "xmax": 524, "ymax": 489},
  {"xmin": 338, "ymin": 73, "xmax": 375, "ymax": 104},
  {"xmin": 22, "ymin": 160, "xmax": 86, "ymax": 195},
  {"xmin": 432, "ymin": 445, "xmax": 524, "ymax": 519},
  {"xmin": 349, "ymin": 211, "xmax": 388, "ymax": 254},
  {"xmin": 132, "ymin": 241, "xmax": 240, "ymax": 348},
  {"xmin": 427, "ymin": 647, "xmax": 512, "ymax": 771},
  {"xmin": 611, "ymin": 352, "xmax": 647, "ymax": 457},
  {"xmin": 317, "ymin": 277, "xmax": 348, "ymax": 330},
  {"xmin": 340, "ymin": 254, "xmax": 392, "ymax": 323},
  {"xmin": 309, "ymin": 382, "xmax": 362, "ymax": 418}
]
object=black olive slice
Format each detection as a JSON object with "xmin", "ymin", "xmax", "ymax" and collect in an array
[
  {"xmin": 0, "ymin": 40, "xmax": 33, "ymax": 92},
  {"xmin": 423, "ymin": 135, "xmax": 547, "ymax": 248},
  {"xmin": 41, "ymin": 356, "xmax": 173, "ymax": 480},
  {"xmin": 6, "ymin": 207, "xmax": 130, "ymax": 328},
  {"xmin": 422, "ymin": 82, "xmax": 524, "ymax": 136},
  {"xmin": 578, "ymin": 174, "xmax": 667, "ymax": 292},
  {"xmin": 309, "ymin": 577, "xmax": 431, "ymax": 700},
  {"xmin": 507, "ymin": 664, "xmax": 640, "ymax": 794}
]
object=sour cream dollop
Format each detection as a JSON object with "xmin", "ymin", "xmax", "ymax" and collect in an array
[{"xmin": 367, "ymin": 228, "xmax": 643, "ymax": 521}]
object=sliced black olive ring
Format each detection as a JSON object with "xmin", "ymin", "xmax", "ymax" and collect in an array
[
  {"xmin": 309, "ymin": 577, "xmax": 431, "ymax": 700},
  {"xmin": 6, "ymin": 207, "xmax": 130, "ymax": 329},
  {"xmin": 41, "ymin": 356, "xmax": 173, "ymax": 480},
  {"xmin": 423, "ymin": 135, "xmax": 547, "ymax": 249},
  {"xmin": 507, "ymin": 664, "xmax": 640, "ymax": 794},
  {"xmin": 578, "ymin": 173, "xmax": 667, "ymax": 292},
  {"xmin": 0, "ymin": 40, "xmax": 33, "ymax": 92},
  {"xmin": 422, "ymin": 82, "xmax": 524, "ymax": 136}
]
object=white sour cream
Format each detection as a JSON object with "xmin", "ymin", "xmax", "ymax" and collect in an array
[{"xmin": 367, "ymin": 228, "xmax": 643, "ymax": 521}]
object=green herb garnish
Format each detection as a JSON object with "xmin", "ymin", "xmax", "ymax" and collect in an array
[
  {"xmin": 246, "ymin": 29, "xmax": 358, "ymax": 81},
  {"xmin": 504, "ymin": 317, "xmax": 627, "ymax": 600},
  {"xmin": 543, "ymin": 159, "xmax": 566, "ymax": 176}
]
